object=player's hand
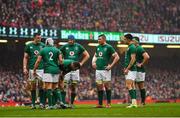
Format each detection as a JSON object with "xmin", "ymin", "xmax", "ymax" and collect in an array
[
  {"xmin": 79, "ymin": 62, "xmax": 83, "ymax": 67},
  {"xmin": 105, "ymin": 65, "xmax": 112, "ymax": 71},
  {"xmin": 137, "ymin": 63, "xmax": 142, "ymax": 68},
  {"xmin": 123, "ymin": 68, "xmax": 129, "ymax": 75},
  {"xmin": 33, "ymin": 70, "xmax": 37, "ymax": 77},
  {"xmin": 23, "ymin": 68, "xmax": 28, "ymax": 75},
  {"xmin": 92, "ymin": 63, "xmax": 96, "ymax": 69}
]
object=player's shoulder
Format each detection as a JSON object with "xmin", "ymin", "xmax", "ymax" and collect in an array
[
  {"xmin": 39, "ymin": 42, "xmax": 45, "ymax": 47},
  {"xmin": 106, "ymin": 43, "xmax": 113, "ymax": 48},
  {"xmin": 75, "ymin": 43, "xmax": 83, "ymax": 47},
  {"xmin": 25, "ymin": 41, "xmax": 33, "ymax": 46},
  {"xmin": 130, "ymin": 43, "xmax": 136, "ymax": 48},
  {"xmin": 137, "ymin": 45, "xmax": 144, "ymax": 50}
]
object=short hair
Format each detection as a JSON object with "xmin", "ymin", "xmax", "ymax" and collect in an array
[
  {"xmin": 124, "ymin": 34, "xmax": 133, "ymax": 40},
  {"xmin": 34, "ymin": 33, "xmax": 40, "ymax": 37},
  {"xmin": 98, "ymin": 34, "xmax": 106, "ymax": 40},
  {"xmin": 133, "ymin": 36, "xmax": 140, "ymax": 43}
]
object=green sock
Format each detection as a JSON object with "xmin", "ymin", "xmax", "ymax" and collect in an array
[
  {"xmin": 46, "ymin": 89, "xmax": 53, "ymax": 107},
  {"xmin": 128, "ymin": 89, "xmax": 134, "ymax": 99},
  {"xmin": 31, "ymin": 90, "xmax": 36, "ymax": 106},
  {"xmin": 43, "ymin": 90, "xmax": 46, "ymax": 105},
  {"xmin": 71, "ymin": 93, "xmax": 76, "ymax": 104},
  {"xmin": 61, "ymin": 91, "xmax": 66, "ymax": 104},
  {"xmin": 98, "ymin": 90, "xmax": 104, "ymax": 105},
  {"xmin": 106, "ymin": 90, "xmax": 111, "ymax": 104},
  {"xmin": 54, "ymin": 89, "xmax": 63, "ymax": 103},
  {"xmin": 39, "ymin": 89, "xmax": 44, "ymax": 104},
  {"xmin": 140, "ymin": 89, "xmax": 146, "ymax": 103},
  {"xmin": 133, "ymin": 89, "xmax": 137, "ymax": 99},
  {"xmin": 52, "ymin": 94, "xmax": 55, "ymax": 106}
]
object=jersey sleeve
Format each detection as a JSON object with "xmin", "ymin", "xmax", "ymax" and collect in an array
[
  {"xmin": 130, "ymin": 45, "xmax": 136, "ymax": 54},
  {"xmin": 39, "ymin": 49, "xmax": 44, "ymax": 57},
  {"xmin": 139, "ymin": 46, "xmax": 145, "ymax": 54},
  {"xmin": 109, "ymin": 45, "xmax": 116, "ymax": 55},
  {"xmin": 24, "ymin": 44, "xmax": 30, "ymax": 54},
  {"xmin": 79, "ymin": 44, "xmax": 85, "ymax": 54}
]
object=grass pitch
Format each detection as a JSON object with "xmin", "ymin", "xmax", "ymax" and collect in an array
[{"xmin": 0, "ymin": 103, "xmax": 179, "ymax": 117}]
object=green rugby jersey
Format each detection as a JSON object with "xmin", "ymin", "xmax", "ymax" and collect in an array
[
  {"xmin": 124, "ymin": 43, "xmax": 137, "ymax": 71},
  {"xmin": 136, "ymin": 45, "xmax": 146, "ymax": 72},
  {"xmin": 24, "ymin": 42, "xmax": 45, "ymax": 69},
  {"xmin": 60, "ymin": 43, "xmax": 85, "ymax": 61},
  {"xmin": 95, "ymin": 44, "xmax": 115, "ymax": 70},
  {"xmin": 40, "ymin": 45, "xmax": 61, "ymax": 74}
]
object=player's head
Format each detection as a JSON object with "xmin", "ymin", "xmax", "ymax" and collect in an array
[
  {"xmin": 133, "ymin": 36, "xmax": 140, "ymax": 46},
  {"xmin": 34, "ymin": 33, "xmax": 41, "ymax": 43},
  {"xmin": 45, "ymin": 38, "xmax": 54, "ymax": 46},
  {"xmin": 124, "ymin": 34, "xmax": 133, "ymax": 44},
  {"xmin": 69, "ymin": 61, "xmax": 81, "ymax": 71},
  {"xmin": 68, "ymin": 34, "xmax": 75, "ymax": 45},
  {"xmin": 98, "ymin": 34, "xmax": 106, "ymax": 45}
]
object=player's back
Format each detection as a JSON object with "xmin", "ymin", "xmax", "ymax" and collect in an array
[{"xmin": 40, "ymin": 46, "xmax": 60, "ymax": 74}]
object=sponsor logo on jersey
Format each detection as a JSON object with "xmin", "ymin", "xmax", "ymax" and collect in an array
[
  {"xmin": 98, "ymin": 52, "xmax": 103, "ymax": 57},
  {"xmin": 34, "ymin": 50, "xmax": 39, "ymax": 55},
  {"xmin": 70, "ymin": 51, "xmax": 75, "ymax": 56}
]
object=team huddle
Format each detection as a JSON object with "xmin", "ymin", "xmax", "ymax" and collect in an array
[{"xmin": 23, "ymin": 33, "xmax": 149, "ymax": 109}]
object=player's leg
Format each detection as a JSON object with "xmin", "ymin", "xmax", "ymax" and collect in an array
[
  {"xmin": 52, "ymin": 74, "xmax": 66, "ymax": 109},
  {"xmin": 61, "ymin": 72, "xmax": 71, "ymax": 105},
  {"xmin": 43, "ymin": 73, "xmax": 54, "ymax": 109},
  {"xmin": 96, "ymin": 70, "xmax": 104, "ymax": 108},
  {"xmin": 69, "ymin": 82, "xmax": 78, "ymax": 107},
  {"xmin": 28, "ymin": 70, "xmax": 37, "ymax": 109},
  {"xmin": 136, "ymin": 72, "xmax": 146, "ymax": 105},
  {"xmin": 104, "ymin": 82, "xmax": 111, "ymax": 108},
  {"xmin": 125, "ymin": 71, "xmax": 137, "ymax": 108},
  {"xmin": 69, "ymin": 70, "xmax": 79, "ymax": 108},
  {"xmin": 103, "ymin": 70, "xmax": 112, "ymax": 108},
  {"xmin": 36, "ymin": 70, "xmax": 44, "ymax": 108},
  {"xmin": 59, "ymin": 75, "xmax": 67, "ymax": 104},
  {"xmin": 138, "ymin": 82, "xmax": 146, "ymax": 105}
]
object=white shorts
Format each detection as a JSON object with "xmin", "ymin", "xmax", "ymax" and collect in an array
[
  {"xmin": 125, "ymin": 71, "xmax": 137, "ymax": 81},
  {"xmin": 64, "ymin": 70, "xmax": 80, "ymax": 84},
  {"xmin": 96, "ymin": 70, "xmax": 111, "ymax": 84},
  {"xmin": 135, "ymin": 72, "xmax": 146, "ymax": 82},
  {"xmin": 43, "ymin": 73, "xmax": 59, "ymax": 83},
  {"xmin": 29, "ymin": 69, "xmax": 44, "ymax": 81}
]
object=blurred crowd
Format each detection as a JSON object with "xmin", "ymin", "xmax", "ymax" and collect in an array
[{"xmin": 0, "ymin": 0, "xmax": 179, "ymax": 34}]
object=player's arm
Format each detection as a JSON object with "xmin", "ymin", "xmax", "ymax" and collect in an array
[
  {"xmin": 92, "ymin": 53, "xmax": 97, "ymax": 69},
  {"xmin": 23, "ymin": 52, "xmax": 29, "ymax": 75},
  {"xmin": 80, "ymin": 50, "xmax": 90, "ymax": 66},
  {"xmin": 59, "ymin": 53, "xmax": 63, "ymax": 65},
  {"xmin": 106, "ymin": 52, "xmax": 120, "ymax": 70},
  {"xmin": 137, "ymin": 52, "xmax": 150, "ymax": 67},
  {"xmin": 127, "ymin": 53, "xmax": 136, "ymax": 70},
  {"xmin": 124, "ymin": 53, "xmax": 136, "ymax": 74},
  {"xmin": 33, "ymin": 55, "xmax": 42, "ymax": 75}
]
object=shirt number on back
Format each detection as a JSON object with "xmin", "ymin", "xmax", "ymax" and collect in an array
[{"xmin": 49, "ymin": 52, "xmax": 53, "ymax": 60}]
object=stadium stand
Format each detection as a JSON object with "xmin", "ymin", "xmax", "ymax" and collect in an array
[{"xmin": 0, "ymin": 0, "xmax": 179, "ymax": 34}]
